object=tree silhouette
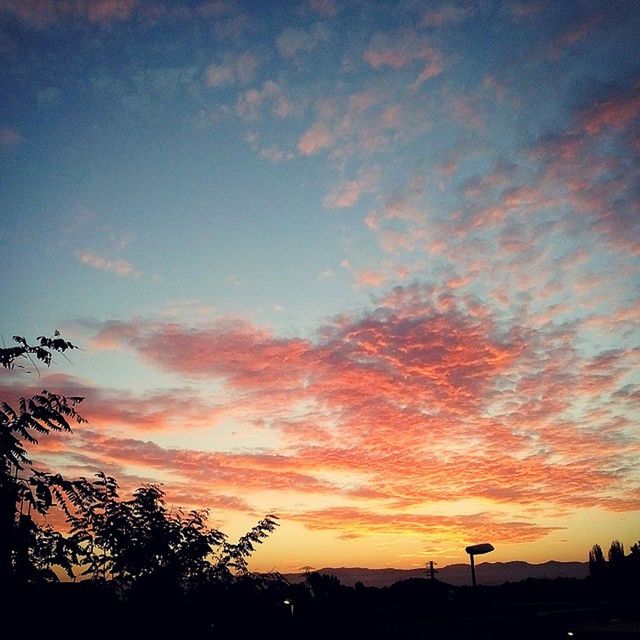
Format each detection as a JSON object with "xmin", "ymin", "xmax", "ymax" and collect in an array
[
  {"xmin": 0, "ymin": 333, "xmax": 103, "ymax": 583},
  {"xmin": 608, "ymin": 540, "xmax": 625, "ymax": 567},
  {"xmin": 69, "ymin": 477, "xmax": 277, "ymax": 590},
  {"xmin": 588, "ymin": 543, "xmax": 606, "ymax": 579},
  {"xmin": 1, "ymin": 331, "xmax": 279, "ymax": 589}
]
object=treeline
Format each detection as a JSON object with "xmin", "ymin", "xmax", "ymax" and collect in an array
[{"xmin": 588, "ymin": 539, "xmax": 640, "ymax": 594}]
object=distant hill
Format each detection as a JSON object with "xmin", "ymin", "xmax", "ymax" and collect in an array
[{"xmin": 283, "ymin": 561, "xmax": 589, "ymax": 588}]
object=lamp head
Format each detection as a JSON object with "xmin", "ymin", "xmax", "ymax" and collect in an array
[{"xmin": 465, "ymin": 542, "xmax": 494, "ymax": 555}]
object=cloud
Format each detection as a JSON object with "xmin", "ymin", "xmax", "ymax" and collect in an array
[
  {"xmin": 206, "ymin": 52, "xmax": 258, "ymax": 87},
  {"xmin": 7, "ymin": 270, "xmax": 638, "ymax": 539},
  {"xmin": 297, "ymin": 90, "xmax": 430, "ymax": 161},
  {"xmin": 0, "ymin": 126, "xmax": 24, "ymax": 147},
  {"xmin": 37, "ymin": 428, "xmax": 340, "ymax": 507},
  {"xmin": 364, "ymin": 31, "xmax": 443, "ymax": 89},
  {"xmin": 579, "ymin": 82, "xmax": 640, "ymax": 136},
  {"xmin": 547, "ymin": 14, "xmax": 603, "ymax": 60},
  {"xmin": 0, "ymin": 0, "xmax": 137, "ymax": 27},
  {"xmin": 446, "ymin": 92, "xmax": 486, "ymax": 132},
  {"xmin": 286, "ymin": 506, "xmax": 560, "ymax": 543},
  {"xmin": 0, "ymin": 372, "xmax": 224, "ymax": 433},
  {"xmin": 421, "ymin": 4, "xmax": 476, "ymax": 28},
  {"xmin": 323, "ymin": 165, "xmax": 381, "ymax": 208},
  {"xmin": 525, "ymin": 81, "xmax": 640, "ymax": 254},
  {"xmin": 88, "ymin": 289, "xmax": 525, "ymax": 417},
  {"xmin": 85, "ymin": 0, "xmax": 136, "ymax": 23},
  {"xmin": 354, "ymin": 268, "xmax": 387, "ymax": 289},
  {"xmin": 276, "ymin": 23, "xmax": 330, "ymax": 59},
  {"xmin": 306, "ymin": 0, "xmax": 337, "ymax": 18},
  {"xmin": 504, "ymin": 0, "xmax": 544, "ymax": 22},
  {"xmin": 236, "ymin": 80, "xmax": 293, "ymax": 121},
  {"xmin": 77, "ymin": 250, "xmax": 139, "ymax": 278},
  {"xmin": 91, "ymin": 318, "xmax": 312, "ymax": 392},
  {"xmin": 460, "ymin": 159, "xmax": 517, "ymax": 199},
  {"xmin": 298, "ymin": 121, "xmax": 334, "ymax": 155}
]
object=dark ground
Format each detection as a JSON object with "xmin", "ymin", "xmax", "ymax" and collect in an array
[{"xmin": 5, "ymin": 576, "xmax": 639, "ymax": 639}]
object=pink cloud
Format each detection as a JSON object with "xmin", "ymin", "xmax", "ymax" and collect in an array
[
  {"xmin": 3, "ymin": 280, "xmax": 638, "ymax": 549},
  {"xmin": 354, "ymin": 268, "xmax": 387, "ymax": 289},
  {"xmin": 421, "ymin": 4, "xmax": 475, "ymax": 27},
  {"xmin": 461, "ymin": 159, "xmax": 516, "ymax": 199},
  {"xmin": 298, "ymin": 122, "xmax": 334, "ymax": 155},
  {"xmin": 0, "ymin": 373, "xmax": 224, "ymax": 433},
  {"xmin": 276, "ymin": 23, "xmax": 330, "ymax": 59},
  {"xmin": 0, "ymin": 126, "xmax": 24, "ymax": 147},
  {"xmin": 481, "ymin": 74, "xmax": 508, "ymax": 100},
  {"xmin": 236, "ymin": 81, "xmax": 293, "ymax": 121},
  {"xmin": 9, "ymin": 279, "xmax": 639, "ymax": 540},
  {"xmin": 0, "ymin": 0, "xmax": 58, "ymax": 26},
  {"xmin": 580, "ymin": 84, "xmax": 640, "ymax": 136},
  {"xmin": 323, "ymin": 165, "xmax": 381, "ymax": 209},
  {"xmin": 294, "ymin": 90, "xmax": 430, "ymax": 161},
  {"xmin": 521, "ymin": 83, "xmax": 640, "ymax": 255},
  {"xmin": 364, "ymin": 31, "xmax": 443, "ymax": 89},
  {"xmin": 77, "ymin": 250, "xmax": 139, "ymax": 278},
  {"xmin": 0, "ymin": 0, "xmax": 137, "ymax": 27},
  {"xmin": 88, "ymin": 287, "xmax": 530, "ymax": 428},
  {"xmin": 547, "ymin": 14, "xmax": 603, "ymax": 60},
  {"xmin": 307, "ymin": 0, "xmax": 337, "ymax": 17},
  {"xmin": 206, "ymin": 52, "xmax": 258, "ymax": 87},
  {"xmin": 504, "ymin": 1, "xmax": 544, "ymax": 22},
  {"xmin": 85, "ymin": 0, "xmax": 136, "ymax": 23},
  {"xmin": 91, "ymin": 318, "xmax": 312, "ymax": 392}
]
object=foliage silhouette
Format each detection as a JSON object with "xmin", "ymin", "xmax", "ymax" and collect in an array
[
  {"xmin": 588, "ymin": 538, "xmax": 640, "ymax": 598},
  {"xmin": 588, "ymin": 542, "xmax": 606, "ymax": 579},
  {"xmin": 70, "ymin": 475, "xmax": 278, "ymax": 590},
  {"xmin": 0, "ymin": 332, "xmax": 104, "ymax": 583},
  {"xmin": 1, "ymin": 332, "xmax": 279, "ymax": 590}
]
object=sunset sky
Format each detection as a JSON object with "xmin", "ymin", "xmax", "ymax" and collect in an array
[{"xmin": 1, "ymin": 0, "xmax": 639, "ymax": 573}]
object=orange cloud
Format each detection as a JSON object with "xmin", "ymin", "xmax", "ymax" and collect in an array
[
  {"xmin": 10, "ymin": 277, "xmax": 638, "ymax": 544},
  {"xmin": 0, "ymin": 373, "xmax": 225, "ymax": 433},
  {"xmin": 286, "ymin": 507, "xmax": 560, "ymax": 543}
]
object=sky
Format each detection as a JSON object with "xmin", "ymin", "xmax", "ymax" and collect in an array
[{"xmin": 1, "ymin": 0, "xmax": 639, "ymax": 573}]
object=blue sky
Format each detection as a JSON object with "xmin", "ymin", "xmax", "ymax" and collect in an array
[{"xmin": 1, "ymin": 0, "xmax": 639, "ymax": 571}]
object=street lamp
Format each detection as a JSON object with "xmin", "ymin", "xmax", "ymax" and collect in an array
[
  {"xmin": 464, "ymin": 542, "xmax": 494, "ymax": 587},
  {"xmin": 283, "ymin": 598, "xmax": 295, "ymax": 617}
]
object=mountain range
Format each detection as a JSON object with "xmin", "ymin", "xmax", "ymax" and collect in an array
[{"xmin": 283, "ymin": 561, "xmax": 589, "ymax": 588}]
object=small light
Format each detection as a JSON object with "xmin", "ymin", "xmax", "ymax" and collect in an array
[
  {"xmin": 283, "ymin": 599, "xmax": 291, "ymax": 604},
  {"xmin": 567, "ymin": 633, "xmax": 574, "ymax": 637}
]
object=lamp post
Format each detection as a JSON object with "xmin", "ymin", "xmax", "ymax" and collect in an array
[
  {"xmin": 464, "ymin": 543, "xmax": 494, "ymax": 587},
  {"xmin": 283, "ymin": 599, "xmax": 294, "ymax": 617}
]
